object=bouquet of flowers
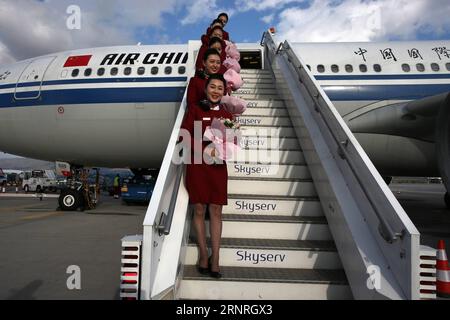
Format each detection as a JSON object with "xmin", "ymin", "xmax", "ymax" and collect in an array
[
  {"xmin": 224, "ymin": 69, "xmax": 244, "ymax": 92},
  {"xmin": 221, "ymin": 95, "xmax": 247, "ymax": 116},
  {"xmin": 204, "ymin": 117, "xmax": 241, "ymax": 161},
  {"xmin": 223, "ymin": 57, "xmax": 241, "ymax": 73},
  {"xmin": 225, "ymin": 40, "xmax": 241, "ymax": 61}
]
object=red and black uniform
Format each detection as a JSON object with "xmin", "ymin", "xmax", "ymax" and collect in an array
[
  {"xmin": 205, "ymin": 27, "xmax": 230, "ymax": 41},
  {"xmin": 187, "ymin": 73, "xmax": 207, "ymax": 109},
  {"xmin": 181, "ymin": 104, "xmax": 233, "ymax": 205},
  {"xmin": 195, "ymin": 44, "xmax": 227, "ymax": 73}
]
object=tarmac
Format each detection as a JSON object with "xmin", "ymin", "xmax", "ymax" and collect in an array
[{"xmin": 0, "ymin": 183, "xmax": 449, "ymax": 300}]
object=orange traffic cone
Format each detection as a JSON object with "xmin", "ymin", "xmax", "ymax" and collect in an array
[{"xmin": 436, "ymin": 240, "xmax": 450, "ymax": 299}]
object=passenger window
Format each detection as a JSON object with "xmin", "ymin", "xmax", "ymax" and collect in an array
[
  {"xmin": 124, "ymin": 67, "xmax": 132, "ymax": 76},
  {"xmin": 431, "ymin": 63, "xmax": 440, "ymax": 72},
  {"xmin": 151, "ymin": 67, "xmax": 159, "ymax": 75},
  {"xmin": 331, "ymin": 65, "xmax": 339, "ymax": 73},
  {"xmin": 416, "ymin": 63, "xmax": 425, "ymax": 72},
  {"xmin": 178, "ymin": 66, "xmax": 186, "ymax": 75},
  {"xmin": 111, "ymin": 67, "xmax": 119, "ymax": 76},
  {"xmin": 137, "ymin": 67, "xmax": 145, "ymax": 75},
  {"xmin": 71, "ymin": 69, "xmax": 79, "ymax": 77},
  {"xmin": 317, "ymin": 65, "xmax": 325, "ymax": 73},
  {"xmin": 402, "ymin": 64, "xmax": 411, "ymax": 72},
  {"xmin": 164, "ymin": 66, "xmax": 172, "ymax": 75},
  {"xmin": 359, "ymin": 64, "xmax": 367, "ymax": 73},
  {"xmin": 84, "ymin": 68, "xmax": 92, "ymax": 77},
  {"xmin": 345, "ymin": 64, "xmax": 353, "ymax": 73},
  {"xmin": 97, "ymin": 68, "xmax": 105, "ymax": 76},
  {"xmin": 373, "ymin": 64, "xmax": 382, "ymax": 72},
  {"xmin": 446, "ymin": 63, "xmax": 450, "ymax": 71}
]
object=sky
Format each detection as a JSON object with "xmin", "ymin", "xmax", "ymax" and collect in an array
[{"xmin": 1, "ymin": 0, "xmax": 450, "ymax": 157}]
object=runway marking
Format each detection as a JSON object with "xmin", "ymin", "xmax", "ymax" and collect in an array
[{"xmin": 20, "ymin": 212, "xmax": 62, "ymax": 221}]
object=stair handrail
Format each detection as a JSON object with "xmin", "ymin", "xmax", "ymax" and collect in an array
[{"xmin": 262, "ymin": 31, "xmax": 420, "ymax": 299}]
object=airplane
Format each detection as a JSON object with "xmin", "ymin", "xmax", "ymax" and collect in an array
[{"xmin": 0, "ymin": 39, "xmax": 449, "ymax": 210}]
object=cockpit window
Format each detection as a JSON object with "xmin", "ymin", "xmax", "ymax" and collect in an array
[
  {"xmin": 402, "ymin": 64, "xmax": 411, "ymax": 72},
  {"xmin": 416, "ymin": 63, "xmax": 425, "ymax": 72},
  {"xmin": 317, "ymin": 65, "xmax": 325, "ymax": 73}
]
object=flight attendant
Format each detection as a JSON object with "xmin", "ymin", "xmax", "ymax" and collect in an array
[
  {"xmin": 181, "ymin": 74, "xmax": 232, "ymax": 278},
  {"xmin": 187, "ymin": 48, "xmax": 222, "ymax": 109},
  {"xmin": 195, "ymin": 37, "xmax": 227, "ymax": 73}
]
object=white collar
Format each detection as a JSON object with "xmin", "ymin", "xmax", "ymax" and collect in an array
[{"xmin": 211, "ymin": 105, "xmax": 220, "ymax": 111}]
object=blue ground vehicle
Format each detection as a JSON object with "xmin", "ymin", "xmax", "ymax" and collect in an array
[{"xmin": 121, "ymin": 175, "xmax": 155, "ymax": 204}]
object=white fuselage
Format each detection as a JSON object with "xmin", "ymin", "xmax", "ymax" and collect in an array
[{"xmin": 0, "ymin": 40, "xmax": 449, "ymax": 173}]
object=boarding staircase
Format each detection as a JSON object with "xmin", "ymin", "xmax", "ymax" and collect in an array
[
  {"xmin": 178, "ymin": 69, "xmax": 352, "ymax": 299},
  {"xmin": 129, "ymin": 32, "xmax": 424, "ymax": 301}
]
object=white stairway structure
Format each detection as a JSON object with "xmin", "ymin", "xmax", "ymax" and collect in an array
[
  {"xmin": 132, "ymin": 33, "xmax": 423, "ymax": 300},
  {"xmin": 179, "ymin": 68, "xmax": 352, "ymax": 299}
]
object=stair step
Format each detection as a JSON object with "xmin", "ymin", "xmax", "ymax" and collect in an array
[
  {"xmin": 185, "ymin": 238, "xmax": 342, "ymax": 269},
  {"xmin": 237, "ymin": 115, "xmax": 292, "ymax": 127},
  {"xmin": 240, "ymin": 69, "xmax": 271, "ymax": 75},
  {"xmin": 228, "ymin": 179, "xmax": 315, "ymax": 197},
  {"xmin": 225, "ymin": 195, "xmax": 323, "ymax": 217},
  {"xmin": 242, "ymin": 107, "xmax": 288, "ymax": 117},
  {"xmin": 240, "ymin": 136, "xmax": 300, "ymax": 150},
  {"xmin": 241, "ymin": 83, "xmax": 275, "ymax": 90},
  {"xmin": 245, "ymin": 100, "xmax": 285, "ymax": 108},
  {"xmin": 241, "ymin": 126, "xmax": 297, "ymax": 138},
  {"xmin": 236, "ymin": 93, "xmax": 278, "ymax": 100},
  {"xmin": 235, "ymin": 88, "xmax": 278, "ymax": 95},
  {"xmin": 218, "ymin": 214, "xmax": 331, "ymax": 240},
  {"xmin": 228, "ymin": 164, "xmax": 310, "ymax": 179},
  {"xmin": 231, "ymin": 149, "xmax": 304, "ymax": 164},
  {"xmin": 179, "ymin": 266, "xmax": 352, "ymax": 300},
  {"xmin": 241, "ymin": 74, "xmax": 273, "ymax": 80}
]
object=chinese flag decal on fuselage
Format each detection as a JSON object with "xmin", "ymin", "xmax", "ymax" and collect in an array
[{"xmin": 63, "ymin": 55, "xmax": 92, "ymax": 67}]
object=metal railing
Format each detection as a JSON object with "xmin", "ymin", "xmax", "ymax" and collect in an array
[{"xmin": 262, "ymin": 31, "xmax": 420, "ymax": 299}]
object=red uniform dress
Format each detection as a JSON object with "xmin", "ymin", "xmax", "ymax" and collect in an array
[
  {"xmin": 195, "ymin": 43, "xmax": 227, "ymax": 72},
  {"xmin": 181, "ymin": 104, "xmax": 233, "ymax": 205},
  {"xmin": 187, "ymin": 75, "xmax": 207, "ymax": 109}
]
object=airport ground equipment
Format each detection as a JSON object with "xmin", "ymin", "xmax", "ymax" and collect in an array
[
  {"xmin": 58, "ymin": 165, "xmax": 100, "ymax": 211},
  {"xmin": 122, "ymin": 32, "xmax": 426, "ymax": 300}
]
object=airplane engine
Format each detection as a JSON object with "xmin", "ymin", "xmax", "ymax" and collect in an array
[{"xmin": 344, "ymin": 92, "xmax": 450, "ymax": 193}]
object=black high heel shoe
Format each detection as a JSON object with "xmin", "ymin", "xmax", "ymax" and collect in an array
[
  {"xmin": 197, "ymin": 258, "xmax": 209, "ymax": 275},
  {"xmin": 208, "ymin": 256, "xmax": 222, "ymax": 279}
]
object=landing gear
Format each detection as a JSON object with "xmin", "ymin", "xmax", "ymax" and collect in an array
[{"xmin": 58, "ymin": 165, "xmax": 100, "ymax": 212}]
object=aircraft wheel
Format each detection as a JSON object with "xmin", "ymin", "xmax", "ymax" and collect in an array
[
  {"xmin": 445, "ymin": 192, "xmax": 450, "ymax": 210},
  {"xmin": 59, "ymin": 189, "xmax": 82, "ymax": 211}
]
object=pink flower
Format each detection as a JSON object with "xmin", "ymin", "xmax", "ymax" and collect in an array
[
  {"xmin": 224, "ymin": 69, "xmax": 244, "ymax": 91},
  {"xmin": 204, "ymin": 118, "xmax": 241, "ymax": 161},
  {"xmin": 221, "ymin": 95, "xmax": 247, "ymax": 116}
]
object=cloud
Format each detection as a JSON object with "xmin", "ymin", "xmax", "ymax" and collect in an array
[
  {"xmin": 235, "ymin": 0, "xmax": 305, "ymax": 12},
  {"xmin": 0, "ymin": 0, "xmax": 178, "ymax": 65},
  {"xmin": 261, "ymin": 13, "xmax": 275, "ymax": 24},
  {"xmin": 276, "ymin": 0, "xmax": 450, "ymax": 42}
]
